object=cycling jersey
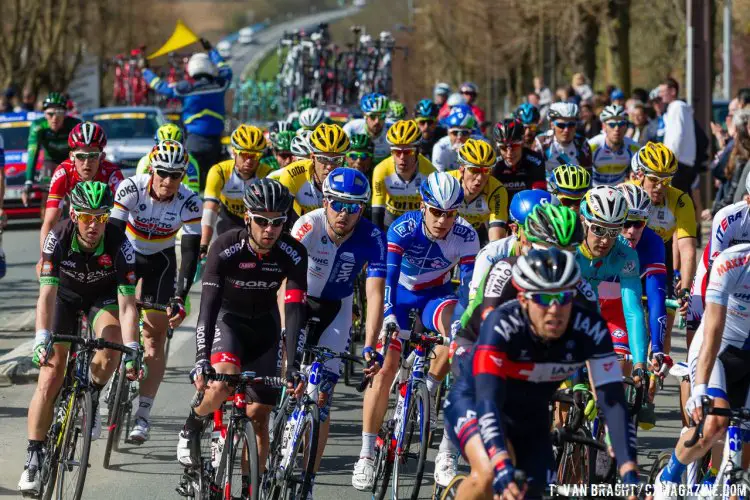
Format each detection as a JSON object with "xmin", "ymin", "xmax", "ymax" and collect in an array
[
  {"xmin": 466, "ymin": 235, "xmax": 518, "ymax": 300},
  {"xmin": 204, "ymin": 159, "xmax": 273, "ymax": 223},
  {"xmin": 447, "ymin": 169, "xmax": 509, "ymax": 233},
  {"xmin": 492, "ymin": 149, "xmax": 547, "ymax": 199},
  {"xmin": 371, "ymin": 154, "xmax": 436, "ymax": 229},
  {"xmin": 136, "ymin": 152, "xmax": 201, "ymax": 194},
  {"xmin": 634, "ymin": 182, "xmax": 696, "ymax": 242},
  {"xmin": 342, "ymin": 119, "xmax": 390, "ymax": 161},
  {"xmin": 588, "ymin": 134, "xmax": 639, "ymax": 186},
  {"xmin": 111, "ymin": 174, "xmax": 202, "ymax": 255},
  {"xmin": 46, "ymin": 159, "xmax": 123, "ymax": 210},
  {"xmin": 25, "ymin": 116, "xmax": 81, "ymax": 183},
  {"xmin": 576, "ymin": 237, "xmax": 648, "ymax": 365},
  {"xmin": 430, "ymin": 136, "xmax": 466, "ymax": 172},
  {"xmin": 636, "ymin": 227, "xmax": 667, "ymax": 353},
  {"xmin": 259, "ymin": 155, "xmax": 280, "ymax": 171},
  {"xmin": 688, "ymin": 201, "xmax": 750, "ymax": 329},
  {"xmin": 276, "ymin": 159, "xmax": 324, "ymax": 216},
  {"xmin": 534, "ymin": 131, "xmax": 593, "ymax": 174}
]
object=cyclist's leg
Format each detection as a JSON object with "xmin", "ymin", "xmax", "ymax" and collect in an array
[
  {"xmin": 454, "ymin": 436, "xmax": 493, "ymax": 500},
  {"xmin": 509, "ymin": 423, "xmax": 555, "ymax": 497},
  {"xmin": 89, "ymin": 296, "xmax": 121, "ymax": 387},
  {"xmin": 422, "ymin": 291, "xmax": 459, "ymax": 389}
]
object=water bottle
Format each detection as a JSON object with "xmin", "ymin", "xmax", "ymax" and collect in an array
[
  {"xmin": 393, "ymin": 383, "xmax": 407, "ymax": 441},
  {"xmin": 281, "ymin": 407, "xmax": 300, "ymax": 465}
]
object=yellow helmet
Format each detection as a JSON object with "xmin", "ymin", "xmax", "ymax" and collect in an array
[
  {"xmin": 231, "ymin": 124, "xmax": 266, "ymax": 152},
  {"xmin": 458, "ymin": 138, "xmax": 496, "ymax": 168},
  {"xmin": 155, "ymin": 123, "xmax": 183, "ymax": 143},
  {"xmin": 635, "ymin": 142, "xmax": 677, "ymax": 176},
  {"xmin": 386, "ymin": 119, "xmax": 421, "ymax": 147},
  {"xmin": 549, "ymin": 164, "xmax": 591, "ymax": 196},
  {"xmin": 308, "ymin": 123, "xmax": 350, "ymax": 154}
]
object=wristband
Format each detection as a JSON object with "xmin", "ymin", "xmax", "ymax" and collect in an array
[
  {"xmin": 35, "ymin": 329, "xmax": 51, "ymax": 345},
  {"xmin": 201, "ymin": 208, "xmax": 218, "ymax": 229},
  {"xmin": 125, "ymin": 341, "xmax": 140, "ymax": 357}
]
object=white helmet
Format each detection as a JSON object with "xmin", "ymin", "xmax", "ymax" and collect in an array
[
  {"xmin": 581, "ymin": 186, "xmax": 628, "ymax": 226},
  {"xmin": 298, "ymin": 107, "xmax": 326, "ymax": 130},
  {"xmin": 310, "ymin": 32, "xmax": 323, "ymax": 42},
  {"xmin": 150, "ymin": 140, "xmax": 188, "ymax": 172},
  {"xmin": 420, "ymin": 172, "xmax": 464, "ymax": 210},
  {"xmin": 446, "ymin": 92, "xmax": 467, "ymax": 107},
  {"xmin": 548, "ymin": 102, "xmax": 579, "ymax": 121},
  {"xmin": 600, "ymin": 104, "xmax": 627, "ymax": 122},
  {"xmin": 290, "ymin": 134, "xmax": 310, "ymax": 158},
  {"xmin": 617, "ymin": 183, "xmax": 652, "ymax": 221},
  {"xmin": 187, "ymin": 53, "xmax": 218, "ymax": 78},
  {"xmin": 379, "ymin": 31, "xmax": 392, "ymax": 41},
  {"xmin": 360, "ymin": 34, "xmax": 373, "ymax": 46}
]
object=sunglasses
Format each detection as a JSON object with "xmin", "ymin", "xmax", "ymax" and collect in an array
[
  {"xmin": 391, "ymin": 148, "xmax": 416, "ymax": 157},
  {"xmin": 248, "ymin": 213, "xmax": 287, "ymax": 227},
  {"xmin": 465, "ymin": 166, "xmax": 491, "ymax": 175},
  {"xmin": 426, "ymin": 206, "xmax": 458, "ymax": 219},
  {"xmin": 235, "ymin": 150, "xmax": 263, "ymax": 160},
  {"xmin": 460, "ymin": 91, "xmax": 476, "ymax": 96},
  {"xmin": 644, "ymin": 174, "xmax": 672, "ymax": 186},
  {"xmin": 587, "ymin": 222, "xmax": 621, "ymax": 239},
  {"xmin": 366, "ymin": 112, "xmax": 385, "ymax": 120},
  {"xmin": 498, "ymin": 142, "xmax": 523, "ymax": 152},
  {"xmin": 45, "ymin": 109, "xmax": 66, "ymax": 117},
  {"xmin": 449, "ymin": 129, "xmax": 470, "ymax": 137},
  {"xmin": 154, "ymin": 169, "xmax": 184, "ymax": 180},
  {"xmin": 347, "ymin": 151, "xmax": 373, "ymax": 160},
  {"xmin": 75, "ymin": 212, "xmax": 110, "ymax": 224},
  {"xmin": 606, "ymin": 121, "xmax": 629, "ymax": 128},
  {"xmin": 416, "ymin": 118, "xmax": 435, "ymax": 125},
  {"xmin": 554, "ymin": 121, "xmax": 578, "ymax": 129},
  {"xmin": 624, "ymin": 219, "xmax": 647, "ymax": 230},
  {"xmin": 328, "ymin": 198, "xmax": 363, "ymax": 214},
  {"xmin": 73, "ymin": 151, "xmax": 104, "ymax": 161},
  {"xmin": 314, "ymin": 154, "xmax": 345, "ymax": 166},
  {"xmin": 524, "ymin": 290, "xmax": 576, "ymax": 307},
  {"xmin": 558, "ymin": 195, "xmax": 582, "ymax": 207}
]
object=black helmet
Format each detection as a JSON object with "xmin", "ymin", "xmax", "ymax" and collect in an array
[
  {"xmin": 243, "ymin": 178, "xmax": 293, "ymax": 213},
  {"xmin": 493, "ymin": 118, "xmax": 525, "ymax": 145}
]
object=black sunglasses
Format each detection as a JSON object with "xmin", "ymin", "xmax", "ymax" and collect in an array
[{"xmin": 154, "ymin": 169, "xmax": 184, "ymax": 180}]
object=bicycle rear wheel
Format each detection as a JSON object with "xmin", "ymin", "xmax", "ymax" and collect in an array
[
  {"xmin": 103, "ymin": 359, "xmax": 128, "ymax": 468},
  {"xmin": 219, "ymin": 420, "xmax": 260, "ymax": 500},
  {"xmin": 438, "ymin": 474, "xmax": 467, "ymax": 500},
  {"xmin": 56, "ymin": 390, "xmax": 93, "ymax": 499},
  {"xmin": 393, "ymin": 382, "xmax": 430, "ymax": 500},
  {"xmin": 372, "ymin": 422, "xmax": 394, "ymax": 500}
]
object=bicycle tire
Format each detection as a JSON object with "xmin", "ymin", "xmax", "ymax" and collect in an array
[
  {"xmin": 221, "ymin": 420, "xmax": 260, "ymax": 500},
  {"xmin": 40, "ymin": 393, "xmax": 68, "ymax": 500},
  {"xmin": 438, "ymin": 474, "xmax": 467, "ymax": 500},
  {"xmin": 429, "ymin": 378, "xmax": 446, "ymax": 448},
  {"xmin": 371, "ymin": 423, "xmax": 393, "ymax": 500},
  {"xmin": 103, "ymin": 359, "xmax": 128, "ymax": 468},
  {"xmin": 282, "ymin": 403, "xmax": 320, "ymax": 499},
  {"xmin": 393, "ymin": 382, "xmax": 430, "ymax": 500},
  {"xmin": 56, "ymin": 389, "xmax": 93, "ymax": 500},
  {"xmin": 648, "ymin": 450, "xmax": 671, "ymax": 485},
  {"xmin": 556, "ymin": 428, "xmax": 594, "ymax": 485}
]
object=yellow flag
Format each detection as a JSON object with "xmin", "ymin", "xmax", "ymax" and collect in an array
[{"xmin": 148, "ymin": 20, "xmax": 200, "ymax": 60}]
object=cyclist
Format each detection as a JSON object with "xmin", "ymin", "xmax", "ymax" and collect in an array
[
  {"xmin": 288, "ymin": 97, "xmax": 315, "ymax": 129},
  {"xmin": 588, "ymin": 105, "xmax": 639, "ymax": 186},
  {"xmin": 547, "ymin": 163, "xmax": 591, "ymax": 212},
  {"xmin": 18, "ymin": 182, "xmax": 139, "ymax": 496},
  {"xmin": 458, "ymin": 82, "xmax": 487, "ymax": 126},
  {"xmin": 492, "ymin": 118, "xmax": 547, "ymax": 200},
  {"xmin": 278, "ymin": 123, "xmax": 350, "ymax": 217},
  {"xmin": 291, "ymin": 168, "xmax": 386, "ymax": 496},
  {"xmin": 345, "ymin": 133, "xmax": 375, "ymax": 178},
  {"xmin": 654, "ymin": 243, "xmax": 750, "ymax": 499},
  {"xmin": 135, "ymin": 123, "xmax": 200, "ymax": 194},
  {"xmin": 576, "ymin": 186, "xmax": 648, "ymax": 376},
  {"xmin": 617, "ymin": 183, "xmax": 668, "ymax": 428},
  {"xmin": 352, "ymin": 172, "xmax": 479, "ymax": 491},
  {"xmin": 514, "ymin": 102, "xmax": 541, "ymax": 148},
  {"xmin": 414, "ymin": 98, "xmax": 446, "ymax": 161},
  {"xmin": 23, "ymin": 92, "xmax": 82, "ymax": 213},
  {"xmin": 202, "ymin": 125, "xmax": 272, "ymax": 246},
  {"xmin": 40, "ymin": 122, "xmax": 123, "ymax": 256},
  {"xmin": 343, "ymin": 93, "xmax": 390, "ymax": 162},
  {"xmin": 298, "ymin": 107, "xmax": 327, "ymax": 132},
  {"xmin": 386, "ymin": 100, "xmax": 406, "ymax": 126},
  {"xmin": 177, "ymin": 179, "xmax": 307, "ymax": 477},
  {"xmin": 534, "ymin": 102, "xmax": 593, "ymax": 174},
  {"xmin": 446, "ymin": 249, "xmax": 638, "ymax": 499},
  {"xmin": 260, "ymin": 130, "xmax": 296, "ymax": 172},
  {"xmin": 110, "ymin": 140, "xmax": 203, "ymax": 443},
  {"xmin": 447, "ymin": 138, "xmax": 508, "ymax": 243},
  {"xmin": 432, "ymin": 105, "xmax": 478, "ymax": 172},
  {"xmin": 371, "ymin": 119, "xmax": 436, "ymax": 230}
]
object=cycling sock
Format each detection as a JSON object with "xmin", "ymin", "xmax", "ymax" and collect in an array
[
  {"xmin": 360, "ymin": 432, "xmax": 377, "ymax": 459},
  {"xmin": 426, "ymin": 374, "xmax": 439, "ymax": 396},
  {"xmin": 660, "ymin": 450, "xmax": 687, "ymax": 483},
  {"xmin": 183, "ymin": 408, "xmax": 205, "ymax": 433},
  {"xmin": 135, "ymin": 396, "xmax": 154, "ymax": 421},
  {"xmin": 26, "ymin": 441, "xmax": 44, "ymax": 468},
  {"xmin": 438, "ymin": 433, "xmax": 457, "ymax": 455},
  {"xmin": 27, "ymin": 440, "xmax": 43, "ymax": 452}
]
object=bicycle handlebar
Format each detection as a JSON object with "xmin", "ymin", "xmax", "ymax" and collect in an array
[
  {"xmin": 357, "ymin": 323, "xmax": 398, "ymax": 393},
  {"xmin": 137, "ymin": 300, "xmax": 168, "ymax": 312},
  {"xmin": 190, "ymin": 371, "xmax": 286, "ymax": 408},
  {"xmin": 685, "ymin": 396, "xmax": 750, "ymax": 447},
  {"xmin": 551, "ymin": 427, "xmax": 608, "ymax": 452},
  {"xmin": 302, "ymin": 344, "xmax": 364, "ymax": 365},
  {"xmin": 49, "ymin": 335, "xmax": 138, "ymax": 357}
]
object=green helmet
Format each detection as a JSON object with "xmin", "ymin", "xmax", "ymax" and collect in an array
[
  {"xmin": 297, "ymin": 97, "xmax": 314, "ymax": 112},
  {"xmin": 524, "ymin": 204, "xmax": 583, "ymax": 248},
  {"xmin": 69, "ymin": 181, "xmax": 114, "ymax": 211},
  {"xmin": 387, "ymin": 100, "xmax": 406, "ymax": 121},
  {"xmin": 43, "ymin": 92, "xmax": 66, "ymax": 110},
  {"xmin": 348, "ymin": 133, "xmax": 374, "ymax": 153},
  {"xmin": 273, "ymin": 131, "xmax": 296, "ymax": 152},
  {"xmin": 155, "ymin": 123, "xmax": 184, "ymax": 143}
]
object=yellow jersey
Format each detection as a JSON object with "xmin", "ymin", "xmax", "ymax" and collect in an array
[
  {"xmin": 372, "ymin": 154, "xmax": 436, "ymax": 219},
  {"xmin": 447, "ymin": 169, "xmax": 509, "ymax": 230},
  {"xmin": 637, "ymin": 182, "xmax": 696, "ymax": 242},
  {"xmin": 276, "ymin": 159, "xmax": 323, "ymax": 216},
  {"xmin": 204, "ymin": 159, "xmax": 272, "ymax": 221}
]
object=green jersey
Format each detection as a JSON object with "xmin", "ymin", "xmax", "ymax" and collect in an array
[{"xmin": 26, "ymin": 116, "xmax": 81, "ymax": 182}]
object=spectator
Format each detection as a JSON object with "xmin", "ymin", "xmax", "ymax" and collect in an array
[
  {"xmin": 631, "ymin": 87, "xmax": 650, "ymax": 105},
  {"xmin": 458, "ymin": 81, "xmax": 486, "ymax": 125},
  {"xmin": 556, "ymin": 86, "xmax": 578, "ymax": 104},
  {"xmin": 0, "ymin": 93, "xmax": 12, "ymax": 113},
  {"xmin": 572, "ymin": 73, "xmax": 594, "ymax": 102},
  {"xmin": 20, "ymin": 88, "xmax": 36, "ymax": 112},
  {"xmin": 610, "ymin": 88, "xmax": 626, "ymax": 107},
  {"xmin": 710, "ymin": 97, "xmax": 738, "ymax": 153},
  {"xmin": 626, "ymin": 103, "xmax": 651, "ymax": 146},
  {"xmin": 711, "ymin": 109, "xmax": 750, "ymax": 214},
  {"xmin": 533, "ymin": 76, "xmax": 553, "ymax": 107},
  {"xmin": 434, "ymin": 82, "xmax": 451, "ymax": 107},
  {"xmin": 527, "ymin": 92, "xmax": 541, "ymax": 108},
  {"xmin": 577, "ymin": 103, "xmax": 602, "ymax": 139},
  {"xmin": 659, "ymin": 77, "xmax": 696, "ymax": 195},
  {"xmin": 646, "ymin": 87, "xmax": 666, "ymax": 141},
  {"xmin": 738, "ymin": 87, "xmax": 750, "ymax": 109}
]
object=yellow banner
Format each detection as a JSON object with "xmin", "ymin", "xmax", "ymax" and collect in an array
[{"xmin": 148, "ymin": 20, "xmax": 199, "ymax": 60}]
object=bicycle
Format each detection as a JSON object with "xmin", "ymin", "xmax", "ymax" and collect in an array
[
  {"xmin": 36, "ymin": 333, "xmax": 137, "ymax": 500},
  {"xmin": 178, "ymin": 372, "xmax": 285, "ymax": 500},
  {"xmin": 344, "ymin": 272, "xmax": 367, "ymax": 386},
  {"xmin": 137, "ymin": 300, "xmax": 174, "ymax": 367}
]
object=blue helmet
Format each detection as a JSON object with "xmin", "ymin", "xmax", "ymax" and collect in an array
[
  {"xmin": 322, "ymin": 167, "xmax": 371, "ymax": 203},
  {"xmin": 360, "ymin": 93, "xmax": 389, "ymax": 114},
  {"xmin": 420, "ymin": 172, "xmax": 464, "ymax": 210},
  {"xmin": 509, "ymin": 189, "xmax": 560, "ymax": 225},
  {"xmin": 415, "ymin": 99, "xmax": 439, "ymax": 119},
  {"xmin": 515, "ymin": 103, "xmax": 541, "ymax": 125},
  {"xmin": 444, "ymin": 104, "xmax": 477, "ymax": 129}
]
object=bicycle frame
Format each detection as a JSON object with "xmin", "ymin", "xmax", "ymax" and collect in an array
[{"xmin": 393, "ymin": 342, "xmax": 428, "ymax": 455}]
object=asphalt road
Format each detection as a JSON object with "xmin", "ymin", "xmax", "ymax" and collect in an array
[{"xmin": 0, "ymin": 224, "xmax": 688, "ymax": 498}]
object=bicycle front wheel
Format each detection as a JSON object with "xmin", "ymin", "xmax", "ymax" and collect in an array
[
  {"xmin": 103, "ymin": 359, "xmax": 128, "ymax": 468},
  {"xmin": 56, "ymin": 389, "xmax": 93, "ymax": 499},
  {"xmin": 393, "ymin": 382, "xmax": 430, "ymax": 500},
  {"xmin": 219, "ymin": 420, "xmax": 260, "ymax": 500},
  {"xmin": 439, "ymin": 474, "xmax": 467, "ymax": 500},
  {"xmin": 282, "ymin": 404, "xmax": 319, "ymax": 500}
]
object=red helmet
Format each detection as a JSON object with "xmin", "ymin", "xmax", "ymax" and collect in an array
[{"xmin": 69, "ymin": 122, "xmax": 107, "ymax": 150}]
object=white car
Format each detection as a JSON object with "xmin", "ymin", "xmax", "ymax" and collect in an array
[
  {"xmin": 217, "ymin": 40, "xmax": 232, "ymax": 59},
  {"xmin": 239, "ymin": 27, "xmax": 254, "ymax": 45}
]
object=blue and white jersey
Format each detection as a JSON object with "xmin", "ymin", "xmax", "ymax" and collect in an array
[
  {"xmin": 385, "ymin": 210, "xmax": 479, "ymax": 316},
  {"xmin": 292, "ymin": 208, "xmax": 386, "ymax": 301}
]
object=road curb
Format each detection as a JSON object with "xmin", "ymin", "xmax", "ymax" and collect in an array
[{"xmin": 0, "ymin": 339, "xmax": 38, "ymax": 387}]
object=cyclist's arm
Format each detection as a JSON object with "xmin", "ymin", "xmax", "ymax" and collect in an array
[
  {"xmin": 283, "ymin": 249, "xmax": 308, "ymax": 371},
  {"xmin": 208, "ymin": 48, "xmax": 233, "ymax": 82},
  {"xmin": 37, "ymin": 228, "xmax": 62, "ymax": 332},
  {"xmin": 110, "ymin": 178, "xmax": 138, "ymax": 232},
  {"xmin": 364, "ymin": 228, "xmax": 387, "ymax": 349},
  {"xmin": 371, "ymin": 165, "xmax": 386, "ymax": 230},
  {"xmin": 201, "ymin": 165, "xmax": 223, "ymax": 246},
  {"xmin": 675, "ymin": 192, "xmax": 697, "ymax": 287},
  {"xmin": 487, "ymin": 183, "xmax": 509, "ymax": 241},
  {"xmin": 383, "ymin": 230, "xmax": 405, "ymax": 319},
  {"xmin": 39, "ymin": 208, "xmax": 62, "ymax": 256},
  {"xmin": 115, "ymin": 238, "xmax": 138, "ymax": 345},
  {"xmin": 620, "ymin": 271, "xmax": 648, "ymax": 366},
  {"xmin": 177, "ymin": 193, "xmax": 203, "ymax": 300},
  {"xmin": 644, "ymin": 271, "xmax": 667, "ymax": 354},
  {"xmin": 25, "ymin": 121, "xmax": 41, "ymax": 183},
  {"xmin": 194, "ymin": 243, "xmax": 225, "ymax": 363}
]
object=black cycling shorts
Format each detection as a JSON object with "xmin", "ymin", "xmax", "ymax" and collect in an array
[
  {"xmin": 53, "ymin": 287, "xmax": 118, "ymax": 337},
  {"xmin": 136, "ymin": 249, "xmax": 177, "ymax": 307},
  {"xmin": 211, "ymin": 309, "xmax": 282, "ymax": 406},
  {"xmin": 217, "ymin": 207, "xmax": 245, "ymax": 236},
  {"xmin": 665, "ymin": 238, "xmax": 675, "ymax": 299}
]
